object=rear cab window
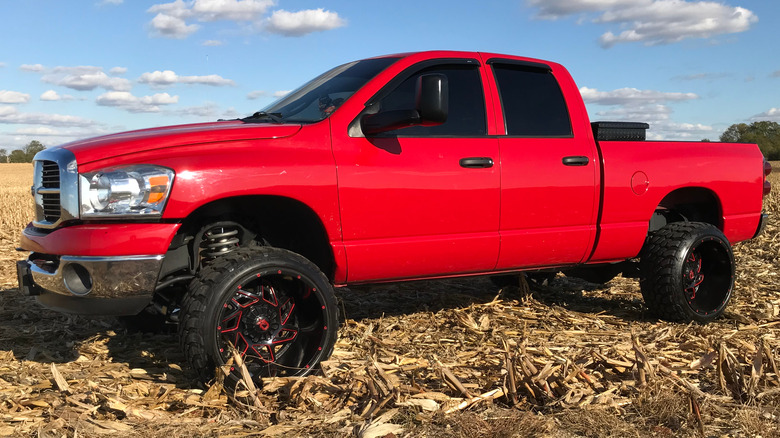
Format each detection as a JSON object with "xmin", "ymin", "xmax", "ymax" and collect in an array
[{"xmin": 488, "ymin": 60, "xmax": 572, "ymax": 137}]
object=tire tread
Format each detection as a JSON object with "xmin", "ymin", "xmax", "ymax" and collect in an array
[
  {"xmin": 640, "ymin": 222, "xmax": 733, "ymax": 323},
  {"xmin": 178, "ymin": 247, "xmax": 337, "ymax": 384}
]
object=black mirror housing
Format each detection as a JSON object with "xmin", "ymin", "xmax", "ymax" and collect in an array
[
  {"xmin": 359, "ymin": 73, "xmax": 449, "ymax": 136},
  {"xmin": 416, "ymin": 74, "xmax": 448, "ymax": 125},
  {"xmin": 361, "ymin": 110, "xmax": 420, "ymax": 136}
]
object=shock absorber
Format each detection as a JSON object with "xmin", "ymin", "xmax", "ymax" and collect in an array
[{"xmin": 200, "ymin": 225, "xmax": 240, "ymax": 261}]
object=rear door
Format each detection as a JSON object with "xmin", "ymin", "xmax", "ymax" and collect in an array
[
  {"xmin": 487, "ymin": 59, "xmax": 599, "ymax": 269},
  {"xmin": 332, "ymin": 59, "xmax": 501, "ymax": 282}
]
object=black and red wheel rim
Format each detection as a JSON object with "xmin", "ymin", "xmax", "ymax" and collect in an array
[
  {"xmin": 682, "ymin": 237, "xmax": 732, "ymax": 316},
  {"xmin": 215, "ymin": 268, "xmax": 330, "ymax": 378}
]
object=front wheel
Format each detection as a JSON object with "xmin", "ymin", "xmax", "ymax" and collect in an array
[
  {"xmin": 640, "ymin": 222, "xmax": 734, "ymax": 323},
  {"xmin": 179, "ymin": 247, "xmax": 338, "ymax": 387}
]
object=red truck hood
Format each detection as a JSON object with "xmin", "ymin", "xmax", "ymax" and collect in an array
[{"xmin": 61, "ymin": 121, "xmax": 302, "ymax": 165}]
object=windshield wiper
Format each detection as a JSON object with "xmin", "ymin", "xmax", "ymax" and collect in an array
[{"xmin": 242, "ymin": 111, "xmax": 284, "ymax": 124}]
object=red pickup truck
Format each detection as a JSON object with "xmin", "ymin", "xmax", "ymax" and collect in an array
[{"xmin": 17, "ymin": 50, "xmax": 771, "ymax": 385}]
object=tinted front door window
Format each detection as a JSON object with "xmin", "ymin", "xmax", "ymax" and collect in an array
[{"xmin": 377, "ymin": 65, "xmax": 486, "ymax": 137}]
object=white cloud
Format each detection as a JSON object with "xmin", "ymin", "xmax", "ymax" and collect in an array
[
  {"xmin": 580, "ymin": 86, "xmax": 698, "ymax": 105},
  {"xmin": 583, "ymin": 85, "xmax": 712, "ymax": 139},
  {"xmin": 41, "ymin": 66, "xmax": 132, "ymax": 91},
  {"xmin": 20, "ymin": 64, "xmax": 45, "ymax": 72},
  {"xmin": 221, "ymin": 107, "xmax": 241, "ymax": 119},
  {"xmin": 526, "ymin": 0, "xmax": 757, "ymax": 47},
  {"xmin": 40, "ymin": 90, "xmax": 61, "ymax": 101},
  {"xmin": 147, "ymin": 0, "xmax": 273, "ymax": 38},
  {"xmin": 648, "ymin": 124, "xmax": 714, "ymax": 140},
  {"xmin": 149, "ymin": 0, "xmax": 273, "ymax": 21},
  {"xmin": 750, "ymin": 108, "xmax": 780, "ymax": 122},
  {"xmin": 147, "ymin": 0, "xmax": 190, "ymax": 17},
  {"xmin": 594, "ymin": 104, "xmax": 714, "ymax": 139},
  {"xmin": 98, "ymin": 0, "xmax": 123, "ymax": 5},
  {"xmin": 149, "ymin": 12, "xmax": 200, "ymax": 38},
  {"xmin": 169, "ymin": 103, "xmax": 240, "ymax": 120},
  {"xmin": 110, "ymin": 66, "xmax": 128, "ymax": 75},
  {"xmin": 203, "ymin": 39, "xmax": 224, "ymax": 46},
  {"xmin": 176, "ymin": 102, "xmax": 220, "ymax": 117},
  {"xmin": 0, "ymin": 126, "xmax": 112, "ymax": 150},
  {"xmin": 147, "ymin": 1, "xmax": 344, "ymax": 38},
  {"xmin": 247, "ymin": 90, "xmax": 267, "ymax": 99},
  {"xmin": 265, "ymin": 9, "xmax": 346, "ymax": 36},
  {"xmin": 594, "ymin": 103, "xmax": 672, "ymax": 121},
  {"xmin": 190, "ymin": 0, "xmax": 274, "ymax": 21},
  {"xmin": 0, "ymin": 90, "xmax": 31, "ymax": 104},
  {"xmin": 138, "ymin": 70, "xmax": 235, "ymax": 87},
  {"xmin": 40, "ymin": 90, "xmax": 76, "ymax": 101},
  {"xmin": 247, "ymin": 89, "xmax": 289, "ymax": 100},
  {"xmin": 0, "ymin": 105, "xmax": 99, "ymax": 127},
  {"xmin": 14, "ymin": 127, "xmax": 59, "ymax": 136},
  {"xmin": 527, "ymin": 0, "xmax": 635, "ymax": 19},
  {"xmin": 96, "ymin": 91, "xmax": 179, "ymax": 113},
  {"xmin": 0, "ymin": 62, "xmax": 6, "ymax": 68}
]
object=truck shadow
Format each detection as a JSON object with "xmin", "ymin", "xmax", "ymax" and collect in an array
[
  {"xmin": 0, "ymin": 275, "xmax": 648, "ymax": 387},
  {"xmin": 336, "ymin": 275, "xmax": 649, "ymax": 323},
  {"xmin": 0, "ymin": 288, "xmax": 188, "ymax": 386},
  {"xmin": 0, "ymin": 289, "xmax": 103, "ymax": 363}
]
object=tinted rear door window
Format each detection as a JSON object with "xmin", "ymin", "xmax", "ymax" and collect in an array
[{"xmin": 492, "ymin": 64, "xmax": 572, "ymax": 137}]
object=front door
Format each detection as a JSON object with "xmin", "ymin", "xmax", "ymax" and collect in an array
[{"xmin": 332, "ymin": 61, "xmax": 501, "ymax": 282}]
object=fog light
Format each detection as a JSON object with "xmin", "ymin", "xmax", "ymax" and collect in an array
[{"xmin": 63, "ymin": 263, "xmax": 93, "ymax": 296}]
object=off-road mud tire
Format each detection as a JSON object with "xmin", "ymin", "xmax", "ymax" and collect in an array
[
  {"xmin": 640, "ymin": 222, "xmax": 734, "ymax": 323},
  {"xmin": 179, "ymin": 247, "xmax": 338, "ymax": 387}
]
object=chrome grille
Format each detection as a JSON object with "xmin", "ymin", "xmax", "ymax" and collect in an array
[
  {"xmin": 42, "ymin": 193, "xmax": 61, "ymax": 222},
  {"xmin": 41, "ymin": 161, "xmax": 60, "ymax": 188},
  {"xmin": 32, "ymin": 148, "xmax": 79, "ymax": 229},
  {"xmin": 40, "ymin": 161, "xmax": 61, "ymax": 222}
]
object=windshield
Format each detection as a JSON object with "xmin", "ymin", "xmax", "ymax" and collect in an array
[{"xmin": 253, "ymin": 57, "xmax": 399, "ymax": 124}]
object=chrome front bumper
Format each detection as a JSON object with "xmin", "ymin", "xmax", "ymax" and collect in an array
[{"xmin": 17, "ymin": 254, "xmax": 164, "ymax": 315}]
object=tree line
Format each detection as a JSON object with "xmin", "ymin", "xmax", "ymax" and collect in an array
[
  {"xmin": 1, "ymin": 122, "xmax": 778, "ymax": 164},
  {"xmin": 0, "ymin": 141, "xmax": 46, "ymax": 163},
  {"xmin": 717, "ymin": 121, "xmax": 780, "ymax": 161}
]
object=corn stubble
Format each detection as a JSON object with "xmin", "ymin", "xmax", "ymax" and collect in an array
[{"xmin": 0, "ymin": 163, "xmax": 778, "ymax": 437}]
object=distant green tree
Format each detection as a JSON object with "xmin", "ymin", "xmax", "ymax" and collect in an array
[
  {"xmin": 5, "ymin": 141, "xmax": 46, "ymax": 163},
  {"xmin": 701, "ymin": 138, "xmax": 711, "ymax": 142},
  {"xmin": 720, "ymin": 121, "xmax": 780, "ymax": 160},
  {"xmin": 9, "ymin": 150, "xmax": 27, "ymax": 163},
  {"xmin": 22, "ymin": 140, "xmax": 46, "ymax": 161}
]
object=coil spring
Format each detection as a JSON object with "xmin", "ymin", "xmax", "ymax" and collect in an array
[{"xmin": 201, "ymin": 226, "xmax": 240, "ymax": 260}]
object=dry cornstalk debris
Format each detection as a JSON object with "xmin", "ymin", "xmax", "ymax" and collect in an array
[{"xmin": 0, "ymin": 164, "xmax": 778, "ymax": 436}]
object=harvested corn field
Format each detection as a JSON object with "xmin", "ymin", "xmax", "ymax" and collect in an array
[{"xmin": 0, "ymin": 163, "xmax": 779, "ymax": 437}]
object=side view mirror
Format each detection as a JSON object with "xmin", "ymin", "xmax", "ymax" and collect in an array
[
  {"xmin": 361, "ymin": 73, "xmax": 449, "ymax": 135},
  {"xmin": 416, "ymin": 73, "xmax": 448, "ymax": 125}
]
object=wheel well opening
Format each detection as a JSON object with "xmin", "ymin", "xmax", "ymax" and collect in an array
[
  {"xmin": 650, "ymin": 188, "xmax": 723, "ymax": 232},
  {"xmin": 174, "ymin": 196, "xmax": 335, "ymax": 280}
]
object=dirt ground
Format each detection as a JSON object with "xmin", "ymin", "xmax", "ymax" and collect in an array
[{"xmin": 0, "ymin": 164, "xmax": 778, "ymax": 437}]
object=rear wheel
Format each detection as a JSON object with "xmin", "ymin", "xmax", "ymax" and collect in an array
[
  {"xmin": 179, "ymin": 247, "xmax": 338, "ymax": 387},
  {"xmin": 640, "ymin": 222, "xmax": 734, "ymax": 323}
]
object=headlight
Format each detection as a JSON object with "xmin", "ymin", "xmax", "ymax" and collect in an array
[{"xmin": 79, "ymin": 165, "xmax": 174, "ymax": 218}]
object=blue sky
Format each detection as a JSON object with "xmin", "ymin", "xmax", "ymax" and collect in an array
[{"xmin": 1, "ymin": 0, "xmax": 778, "ymax": 150}]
